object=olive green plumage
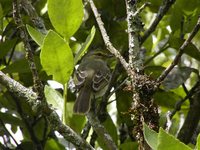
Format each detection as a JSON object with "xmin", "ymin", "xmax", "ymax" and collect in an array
[{"xmin": 73, "ymin": 51, "xmax": 111, "ymax": 114}]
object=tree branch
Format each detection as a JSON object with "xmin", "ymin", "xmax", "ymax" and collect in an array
[
  {"xmin": 87, "ymin": 0, "xmax": 129, "ymax": 73},
  {"xmin": 177, "ymin": 82, "xmax": 200, "ymax": 144},
  {"xmin": 13, "ymin": 0, "xmax": 44, "ymax": 100},
  {"xmin": 157, "ymin": 16, "xmax": 200, "ymax": 83},
  {"xmin": 0, "ymin": 71, "xmax": 94, "ymax": 150},
  {"xmin": 125, "ymin": 0, "xmax": 145, "ymax": 71},
  {"xmin": 20, "ymin": 0, "xmax": 47, "ymax": 34},
  {"xmin": 87, "ymin": 111, "xmax": 118, "ymax": 150},
  {"xmin": 140, "ymin": 0, "xmax": 176, "ymax": 44}
]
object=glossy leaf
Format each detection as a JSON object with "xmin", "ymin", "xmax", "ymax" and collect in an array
[
  {"xmin": 74, "ymin": 26, "xmax": 96, "ymax": 64},
  {"xmin": 44, "ymin": 85, "xmax": 63, "ymax": 111},
  {"xmin": 143, "ymin": 123, "xmax": 158, "ymax": 150},
  {"xmin": 64, "ymin": 102, "xmax": 85, "ymax": 133},
  {"xmin": 47, "ymin": 0, "xmax": 83, "ymax": 39},
  {"xmin": 157, "ymin": 128, "xmax": 192, "ymax": 150},
  {"xmin": 44, "ymin": 138, "xmax": 65, "ymax": 150},
  {"xmin": 26, "ymin": 25, "xmax": 46, "ymax": 46},
  {"xmin": 197, "ymin": 134, "xmax": 200, "ymax": 150},
  {"xmin": 41, "ymin": 30, "xmax": 74, "ymax": 84}
]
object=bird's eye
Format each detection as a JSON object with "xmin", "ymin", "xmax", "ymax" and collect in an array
[{"xmin": 96, "ymin": 71, "xmax": 102, "ymax": 77}]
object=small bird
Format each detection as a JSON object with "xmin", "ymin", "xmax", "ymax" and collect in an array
[{"xmin": 73, "ymin": 50, "xmax": 111, "ymax": 114}]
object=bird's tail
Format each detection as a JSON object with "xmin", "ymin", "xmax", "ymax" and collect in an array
[{"xmin": 73, "ymin": 79, "xmax": 92, "ymax": 114}]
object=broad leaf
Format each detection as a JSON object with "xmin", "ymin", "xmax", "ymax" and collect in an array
[
  {"xmin": 44, "ymin": 138, "xmax": 65, "ymax": 150},
  {"xmin": 41, "ymin": 30, "xmax": 74, "ymax": 84},
  {"xmin": 153, "ymin": 90, "xmax": 182, "ymax": 108},
  {"xmin": 26, "ymin": 25, "xmax": 46, "ymax": 46},
  {"xmin": 169, "ymin": 36, "xmax": 200, "ymax": 61},
  {"xmin": 47, "ymin": 0, "xmax": 83, "ymax": 39},
  {"xmin": 44, "ymin": 85, "xmax": 63, "ymax": 110},
  {"xmin": 0, "ymin": 112, "xmax": 23, "ymax": 126},
  {"xmin": 157, "ymin": 128, "xmax": 192, "ymax": 150},
  {"xmin": 162, "ymin": 67, "xmax": 194, "ymax": 90},
  {"xmin": 119, "ymin": 142, "xmax": 138, "ymax": 150},
  {"xmin": 197, "ymin": 134, "xmax": 200, "ymax": 150},
  {"xmin": 2, "ymin": 57, "xmax": 41, "ymax": 73},
  {"xmin": 33, "ymin": 117, "xmax": 50, "ymax": 140},
  {"xmin": 64, "ymin": 102, "xmax": 85, "ymax": 133},
  {"xmin": 143, "ymin": 123, "xmax": 158, "ymax": 150},
  {"xmin": 0, "ymin": 38, "xmax": 17, "ymax": 59},
  {"xmin": 74, "ymin": 26, "xmax": 96, "ymax": 64},
  {"xmin": 97, "ymin": 115, "xmax": 118, "ymax": 149}
]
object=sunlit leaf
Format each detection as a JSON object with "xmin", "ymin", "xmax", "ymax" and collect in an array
[
  {"xmin": 47, "ymin": 0, "xmax": 83, "ymax": 39},
  {"xmin": 44, "ymin": 138, "xmax": 65, "ymax": 150},
  {"xmin": 157, "ymin": 128, "xmax": 192, "ymax": 150},
  {"xmin": 41, "ymin": 30, "xmax": 74, "ymax": 84},
  {"xmin": 44, "ymin": 85, "xmax": 63, "ymax": 110},
  {"xmin": 26, "ymin": 25, "xmax": 46, "ymax": 46},
  {"xmin": 74, "ymin": 26, "xmax": 96, "ymax": 64},
  {"xmin": 143, "ymin": 123, "xmax": 158, "ymax": 150}
]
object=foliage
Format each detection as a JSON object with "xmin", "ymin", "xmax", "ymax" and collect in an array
[{"xmin": 0, "ymin": 0, "xmax": 200, "ymax": 149}]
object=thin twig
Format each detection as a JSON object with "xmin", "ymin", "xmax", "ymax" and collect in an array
[
  {"xmin": 87, "ymin": 0, "xmax": 129, "ymax": 73},
  {"xmin": 21, "ymin": 0, "xmax": 47, "ymax": 34},
  {"xmin": 87, "ymin": 111, "xmax": 118, "ymax": 150},
  {"xmin": 81, "ymin": 121, "xmax": 91, "ymax": 139},
  {"xmin": 0, "ymin": 119, "xmax": 22, "ymax": 150},
  {"xmin": 168, "ymin": 81, "xmax": 200, "ymax": 121},
  {"xmin": 11, "ymin": 93, "xmax": 43, "ymax": 149},
  {"xmin": 177, "ymin": 83, "xmax": 200, "ymax": 144},
  {"xmin": 157, "ymin": 16, "xmax": 200, "ymax": 83},
  {"xmin": 140, "ymin": 0, "xmax": 176, "ymax": 44},
  {"xmin": 144, "ymin": 44, "xmax": 169, "ymax": 66},
  {"xmin": 13, "ymin": 0, "xmax": 44, "ymax": 100}
]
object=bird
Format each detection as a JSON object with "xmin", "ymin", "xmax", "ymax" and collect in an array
[{"xmin": 73, "ymin": 50, "xmax": 111, "ymax": 114}]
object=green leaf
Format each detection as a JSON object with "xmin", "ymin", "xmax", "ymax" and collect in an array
[
  {"xmin": 162, "ymin": 67, "xmax": 194, "ymax": 90},
  {"xmin": 144, "ymin": 66, "xmax": 165, "ymax": 79},
  {"xmin": 64, "ymin": 102, "xmax": 85, "ymax": 133},
  {"xmin": 44, "ymin": 138, "xmax": 65, "ymax": 150},
  {"xmin": 74, "ymin": 26, "xmax": 96, "ymax": 64},
  {"xmin": 0, "ymin": 112, "xmax": 23, "ymax": 126},
  {"xmin": 154, "ymin": 90, "xmax": 182, "ymax": 108},
  {"xmin": 197, "ymin": 134, "xmax": 200, "ymax": 150},
  {"xmin": 47, "ymin": 0, "xmax": 83, "ymax": 39},
  {"xmin": 26, "ymin": 25, "xmax": 46, "ymax": 46},
  {"xmin": 116, "ymin": 90, "xmax": 132, "ymax": 125},
  {"xmin": 2, "ymin": 56, "xmax": 41, "ymax": 73},
  {"xmin": 119, "ymin": 142, "xmax": 138, "ymax": 150},
  {"xmin": 44, "ymin": 85, "xmax": 63, "ymax": 110},
  {"xmin": 97, "ymin": 115, "xmax": 118, "ymax": 149},
  {"xmin": 143, "ymin": 123, "xmax": 158, "ymax": 150},
  {"xmin": 169, "ymin": 36, "xmax": 200, "ymax": 61},
  {"xmin": 157, "ymin": 128, "xmax": 192, "ymax": 150},
  {"xmin": 41, "ymin": 30, "xmax": 74, "ymax": 84},
  {"xmin": 0, "ymin": 38, "xmax": 17, "ymax": 59},
  {"xmin": 33, "ymin": 117, "xmax": 50, "ymax": 140},
  {"xmin": 19, "ymin": 142, "xmax": 36, "ymax": 150}
]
